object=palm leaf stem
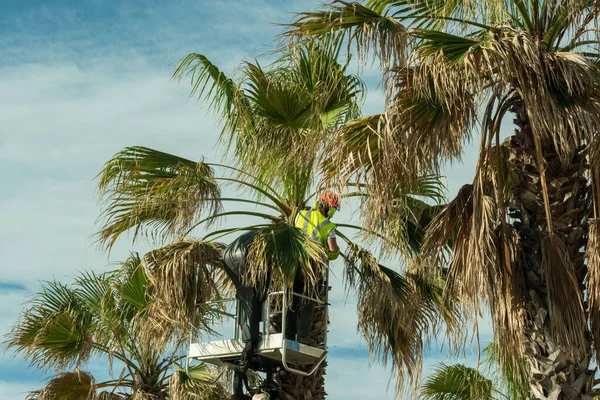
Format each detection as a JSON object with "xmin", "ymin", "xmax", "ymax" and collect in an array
[
  {"xmin": 184, "ymin": 211, "xmax": 280, "ymax": 236},
  {"xmin": 91, "ymin": 343, "xmax": 135, "ymax": 370},
  {"xmin": 336, "ymin": 223, "xmax": 397, "ymax": 247},
  {"xmin": 208, "ymin": 163, "xmax": 283, "ymax": 199},
  {"xmin": 211, "ymin": 197, "xmax": 280, "ymax": 211},
  {"xmin": 214, "ymin": 177, "xmax": 291, "ymax": 214},
  {"xmin": 202, "ymin": 224, "xmax": 272, "ymax": 241},
  {"xmin": 407, "ymin": 15, "xmax": 497, "ymax": 31}
]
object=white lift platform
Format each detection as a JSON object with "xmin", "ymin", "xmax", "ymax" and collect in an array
[{"xmin": 186, "ymin": 288, "xmax": 328, "ymax": 380}]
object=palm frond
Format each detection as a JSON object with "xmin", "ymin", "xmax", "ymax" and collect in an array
[
  {"xmin": 142, "ymin": 239, "xmax": 225, "ymax": 342},
  {"xmin": 287, "ymin": 0, "xmax": 408, "ymax": 68},
  {"xmin": 26, "ymin": 370, "xmax": 96, "ymax": 400},
  {"xmin": 324, "ymin": 114, "xmax": 385, "ymax": 182},
  {"xmin": 483, "ymin": 341, "xmax": 529, "ymax": 400},
  {"xmin": 543, "ymin": 235, "xmax": 586, "ymax": 356},
  {"xmin": 587, "ymin": 218, "xmax": 600, "ymax": 360},
  {"xmin": 367, "ymin": 0, "xmax": 505, "ymax": 29},
  {"xmin": 172, "ymin": 53, "xmax": 246, "ymax": 137},
  {"xmin": 169, "ymin": 365, "xmax": 231, "ymax": 400},
  {"xmin": 97, "ymin": 146, "xmax": 222, "ymax": 248},
  {"xmin": 343, "ymin": 242, "xmax": 460, "ymax": 393},
  {"xmin": 8, "ymin": 281, "xmax": 94, "ymax": 370},
  {"xmin": 246, "ymin": 223, "xmax": 328, "ymax": 296},
  {"xmin": 420, "ymin": 364, "xmax": 493, "ymax": 400}
]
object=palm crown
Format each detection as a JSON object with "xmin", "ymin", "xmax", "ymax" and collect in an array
[
  {"xmin": 287, "ymin": 0, "xmax": 600, "ymax": 398},
  {"xmin": 92, "ymin": 39, "xmax": 459, "ymax": 397}
]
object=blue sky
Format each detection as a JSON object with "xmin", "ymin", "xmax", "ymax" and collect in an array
[{"xmin": 0, "ymin": 1, "xmax": 489, "ymax": 398}]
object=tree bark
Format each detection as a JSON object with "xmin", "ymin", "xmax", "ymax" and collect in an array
[{"xmin": 508, "ymin": 105, "xmax": 595, "ymax": 399}]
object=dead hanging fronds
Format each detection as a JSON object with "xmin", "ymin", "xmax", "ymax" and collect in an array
[
  {"xmin": 344, "ymin": 244, "xmax": 461, "ymax": 394},
  {"xmin": 324, "ymin": 113, "xmax": 385, "ymax": 185},
  {"xmin": 486, "ymin": 30, "xmax": 600, "ymax": 163},
  {"xmin": 142, "ymin": 239, "xmax": 224, "ymax": 342},
  {"xmin": 421, "ymin": 158, "xmax": 527, "ymax": 363},
  {"xmin": 422, "ymin": 184, "xmax": 474, "ymax": 268},
  {"xmin": 246, "ymin": 224, "xmax": 327, "ymax": 297},
  {"xmin": 543, "ymin": 235, "xmax": 586, "ymax": 357},
  {"xmin": 587, "ymin": 219, "xmax": 600, "ymax": 359},
  {"xmin": 492, "ymin": 224, "xmax": 526, "ymax": 371},
  {"xmin": 27, "ymin": 370, "xmax": 96, "ymax": 400},
  {"xmin": 372, "ymin": 60, "xmax": 478, "ymax": 196}
]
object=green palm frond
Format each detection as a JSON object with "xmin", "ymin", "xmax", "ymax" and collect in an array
[
  {"xmin": 97, "ymin": 146, "xmax": 222, "ymax": 248},
  {"xmin": 414, "ymin": 29, "xmax": 488, "ymax": 62},
  {"xmin": 420, "ymin": 364, "xmax": 494, "ymax": 400},
  {"xmin": 169, "ymin": 365, "xmax": 232, "ymax": 400},
  {"xmin": 483, "ymin": 342, "xmax": 529, "ymax": 400},
  {"xmin": 287, "ymin": 0, "xmax": 407, "ymax": 66},
  {"xmin": 289, "ymin": 37, "xmax": 365, "ymax": 124},
  {"xmin": 172, "ymin": 53, "xmax": 245, "ymax": 132},
  {"xmin": 246, "ymin": 223, "xmax": 328, "ymax": 295},
  {"xmin": 116, "ymin": 256, "xmax": 149, "ymax": 314},
  {"xmin": 8, "ymin": 281, "xmax": 94, "ymax": 370}
]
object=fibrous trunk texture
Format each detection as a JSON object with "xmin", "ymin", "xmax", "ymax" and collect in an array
[{"xmin": 509, "ymin": 106, "xmax": 594, "ymax": 399}]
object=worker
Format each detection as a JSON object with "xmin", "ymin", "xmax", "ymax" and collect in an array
[
  {"xmin": 221, "ymin": 191, "xmax": 340, "ymax": 396},
  {"xmin": 289, "ymin": 190, "xmax": 340, "ymax": 342},
  {"xmin": 295, "ymin": 190, "xmax": 340, "ymax": 261}
]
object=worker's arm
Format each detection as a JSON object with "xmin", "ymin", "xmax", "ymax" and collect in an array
[{"xmin": 327, "ymin": 237, "xmax": 340, "ymax": 260}]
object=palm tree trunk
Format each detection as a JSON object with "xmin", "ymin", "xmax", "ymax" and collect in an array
[
  {"xmin": 508, "ymin": 105, "xmax": 594, "ymax": 399},
  {"xmin": 278, "ymin": 283, "xmax": 328, "ymax": 400}
]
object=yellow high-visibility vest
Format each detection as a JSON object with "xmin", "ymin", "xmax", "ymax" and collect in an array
[{"xmin": 295, "ymin": 208, "xmax": 336, "ymax": 249}]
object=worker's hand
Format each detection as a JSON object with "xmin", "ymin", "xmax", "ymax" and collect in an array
[{"xmin": 328, "ymin": 249, "xmax": 340, "ymax": 261}]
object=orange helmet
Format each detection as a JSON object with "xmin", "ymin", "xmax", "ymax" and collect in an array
[{"xmin": 319, "ymin": 190, "xmax": 341, "ymax": 210}]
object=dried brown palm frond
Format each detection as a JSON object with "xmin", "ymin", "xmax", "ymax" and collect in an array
[
  {"xmin": 494, "ymin": 39, "xmax": 600, "ymax": 163},
  {"xmin": 421, "ymin": 184, "xmax": 474, "ymax": 268},
  {"xmin": 323, "ymin": 113, "xmax": 385, "ymax": 184},
  {"xmin": 491, "ymin": 224, "xmax": 526, "ymax": 373},
  {"xmin": 586, "ymin": 218, "xmax": 600, "ymax": 359},
  {"xmin": 141, "ymin": 239, "xmax": 225, "ymax": 342},
  {"xmin": 421, "ymin": 155, "xmax": 527, "ymax": 362},
  {"xmin": 344, "ymin": 244, "xmax": 461, "ymax": 393},
  {"xmin": 26, "ymin": 370, "xmax": 96, "ymax": 400},
  {"xmin": 246, "ymin": 223, "xmax": 327, "ymax": 297},
  {"xmin": 352, "ymin": 61, "xmax": 477, "ymax": 217},
  {"xmin": 543, "ymin": 234, "xmax": 586, "ymax": 357},
  {"xmin": 286, "ymin": 0, "xmax": 408, "ymax": 69}
]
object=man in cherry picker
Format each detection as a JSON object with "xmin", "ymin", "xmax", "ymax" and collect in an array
[
  {"xmin": 290, "ymin": 190, "xmax": 340, "ymax": 342},
  {"xmin": 221, "ymin": 191, "xmax": 341, "ymax": 399}
]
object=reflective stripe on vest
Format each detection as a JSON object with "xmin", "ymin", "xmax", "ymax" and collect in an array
[{"xmin": 295, "ymin": 209, "xmax": 335, "ymax": 247}]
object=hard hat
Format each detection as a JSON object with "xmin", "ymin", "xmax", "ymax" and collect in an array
[{"xmin": 319, "ymin": 190, "xmax": 341, "ymax": 210}]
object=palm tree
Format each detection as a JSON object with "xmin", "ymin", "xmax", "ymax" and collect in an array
[
  {"xmin": 286, "ymin": 0, "xmax": 600, "ymax": 398},
  {"xmin": 94, "ymin": 40, "xmax": 458, "ymax": 399},
  {"xmin": 7, "ymin": 254, "xmax": 230, "ymax": 400}
]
